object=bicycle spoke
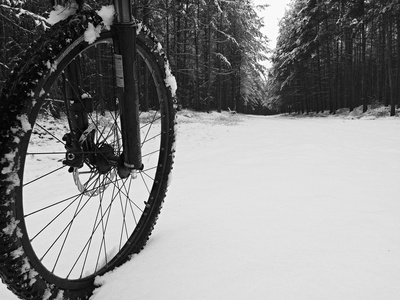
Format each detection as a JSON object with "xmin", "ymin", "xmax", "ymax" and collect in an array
[
  {"xmin": 139, "ymin": 171, "xmax": 152, "ymax": 195},
  {"xmin": 66, "ymin": 200, "xmax": 114, "ymax": 278},
  {"xmin": 51, "ymin": 182, "xmax": 90, "ymax": 273},
  {"xmin": 142, "ymin": 149, "xmax": 159, "ymax": 159},
  {"xmin": 140, "ymin": 169, "xmax": 155, "ymax": 182},
  {"xmin": 118, "ymin": 178, "xmax": 133, "ymax": 249},
  {"xmin": 23, "ymin": 165, "xmax": 67, "ymax": 187},
  {"xmin": 108, "ymin": 112, "xmax": 123, "ymax": 140},
  {"xmin": 38, "ymin": 192, "xmax": 89, "ymax": 262},
  {"xmin": 80, "ymin": 178, "xmax": 110, "ymax": 278},
  {"xmin": 96, "ymin": 178, "xmax": 109, "ymax": 270},
  {"xmin": 140, "ymin": 115, "xmax": 161, "ymax": 130},
  {"xmin": 80, "ymin": 212, "xmax": 100, "ymax": 276},
  {"xmin": 34, "ymin": 123, "xmax": 66, "ymax": 145},
  {"xmin": 27, "ymin": 151, "xmax": 65, "ymax": 155},
  {"xmin": 142, "ymin": 132, "xmax": 162, "ymax": 146},
  {"xmin": 28, "ymin": 193, "xmax": 83, "ymax": 242},
  {"xmin": 142, "ymin": 166, "xmax": 157, "ymax": 173},
  {"xmin": 141, "ymin": 113, "xmax": 158, "ymax": 145},
  {"xmin": 30, "ymin": 175, "xmax": 101, "ymax": 260},
  {"xmin": 25, "ymin": 175, "xmax": 110, "ymax": 218},
  {"xmin": 67, "ymin": 176, "xmax": 125, "ymax": 277}
]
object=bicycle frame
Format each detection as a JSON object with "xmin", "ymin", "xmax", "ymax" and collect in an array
[{"xmin": 56, "ymin": 0, "xmax": 143, "ymax": 177}]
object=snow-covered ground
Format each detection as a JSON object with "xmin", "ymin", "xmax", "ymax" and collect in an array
[{"xmin": 1, "ymin": 109, "xmax": 400, "ymax": 299}]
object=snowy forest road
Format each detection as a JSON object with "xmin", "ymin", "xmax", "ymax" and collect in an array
[{"xmin": 1, "ymin": 111, "xmax": 400, "ymax": 300}]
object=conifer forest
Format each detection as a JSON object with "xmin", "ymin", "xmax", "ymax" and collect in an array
[
  {"xmin": 1, "ymin": 0, "xmax": 400, "ymax": 116},
  {"xmin": 270, "ymin": 0, "xmax": 400, "ymax": 116}
]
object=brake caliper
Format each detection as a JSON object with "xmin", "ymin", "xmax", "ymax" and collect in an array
[{"xmin": 63, "ymin": 132, "xmax": 84, "ymax": 171}]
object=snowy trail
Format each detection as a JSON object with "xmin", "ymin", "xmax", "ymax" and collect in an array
[{"xmin": 1, "ymin": 112, "xmax": 400, "ymax": 299}]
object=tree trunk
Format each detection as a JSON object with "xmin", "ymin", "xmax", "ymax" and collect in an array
[
  {"xmin": 361, "ymin": 1, "xmax": 367, "ymax": 113},
  {"xmin": 345, "ymin": 27, "xmax": 353, "ymax": 111},
  {"xmin": 396, "ymin": 15, "xmax": 400, "ymax": 110},
  {"xmin": 206, "ymin": 2, "xmax": 212, "ymax": 112},
  {"xmin": 194, "ymin": 0, "xmax": 201, "ymax": 109},
  {"xmin": 387, "ymin": 16, "xmax": 395, "ymax": 116}
]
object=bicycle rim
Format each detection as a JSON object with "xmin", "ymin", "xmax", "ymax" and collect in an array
[{"xmin": 0, "ymin": 11, "xmax": 175, "ymax": 299}]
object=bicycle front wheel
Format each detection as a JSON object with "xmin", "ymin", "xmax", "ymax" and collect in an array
[{"xmin": 0, "ymin": 10, "xmax": 176, "ymax": 300}]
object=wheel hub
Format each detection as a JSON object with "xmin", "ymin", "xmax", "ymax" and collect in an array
[{"xmin": 94, "ymin": 144, "xmax": 117, "ymax": 174}]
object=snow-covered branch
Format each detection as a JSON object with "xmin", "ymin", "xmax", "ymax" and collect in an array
[{"xmin": 0, "ymin": 4, "xmax": 49, "ymax": 28}]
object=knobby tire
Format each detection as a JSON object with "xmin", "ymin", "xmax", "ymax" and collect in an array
[{"xmin": 0, "ymin": 10, "xmax": 175, "ymax": 300}]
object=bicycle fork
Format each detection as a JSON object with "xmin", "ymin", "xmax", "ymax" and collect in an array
[
  {"xmin": 62, "ymin": 1, "xmax": 143, "ymax": 179},
  {"xmin": 112, "ymin": 4, "xmax": 143, "ymax": 178}
]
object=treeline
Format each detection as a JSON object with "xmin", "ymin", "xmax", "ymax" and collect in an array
[
  {"xmin": 269, "ymin": 0, "xmax": 400, "ymax": 115},
  {"xmin": 0, "ymin": 0, "xmax": 270, "ymax": 114}
]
